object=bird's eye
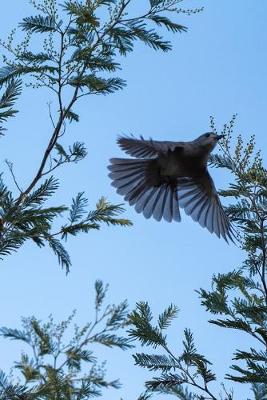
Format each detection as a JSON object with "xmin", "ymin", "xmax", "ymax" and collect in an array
[{"xmin": 205, "ymin": 133, "xmax": 211, "ymax": 137}]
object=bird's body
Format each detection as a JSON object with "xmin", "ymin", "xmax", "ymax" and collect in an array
[
  {"xmin": 156, "ymin": 143, "xmax": 207, "ymax": 178},
  {"xmin": 108, "ymin": 133, "xmax": 235, "ymax": 242}
]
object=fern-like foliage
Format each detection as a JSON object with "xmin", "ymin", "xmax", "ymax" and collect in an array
[
  {"xmin": 0, "ymin": 281, "xmax": 132, "ymax": 399},
  {"xmin": 0, "ymin": 0, "xmax": 201, "ymax": 93},
  {"xmin": 53, "ymin": 141, "xmax": 87, "ymax": 168},
  {"xmin": 129, "ymin": 302, "xmax": 217, "ymax": 399},
  {"xmin": 69, "ymin": 74, "xmax": 126, "ymax": 94},
  {"xmin": 19, "ymin": 15, "xmax": 57, "ymax": 33},
  {"xmin": 149, "ymin": 15, "xmax": 187, "ymax": 33},
  {"xmin": 0, "ymin": 176, "xmax": 131, "ymax": 272},
  {"xmin": 61, "ymin": 194, "xmax": 132, "ymax": 242},
  {"xmin": 198, "ymin": 268, "xmax": 267, "ymax": 385},
  {"xmin": 0, "ymin": 79, "xmax": 22, "ymax": 135},
  {"xmin": 158, "ymin": 304, "xmax": 179, "ymax": 330},
  {"xmin": 248, "ymin": 384, "xmax": 267, "ymax": 400},
  {"xmin": 0, "ymin": 0, "xmax": 197, "ymax": 268},
  {"xmin": 196, "ymin": 117, "xmax": 267, "ymax": 387},
  {"xmin": 130, "ymin": 119, "xmax": 267, "ymax": 399},
  {"xmin": 0, "ymin": 64, "xmax": 58, "ymax": 85},
  {"xmin": 0, "ymin": 371, "xmax": 35, "ymax": 400}
]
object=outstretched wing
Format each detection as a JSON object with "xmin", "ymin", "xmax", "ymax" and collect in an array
[
  {"xmin": 178, "ymin": 172, "xmax": 235, "ymax": 243},
  {"xmin": 117, "ymin": 135, "xmax": 184, "ymax": 158}
]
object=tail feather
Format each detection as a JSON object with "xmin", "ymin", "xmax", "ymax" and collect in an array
[
  {"xmin": 109, "ymin": 168, "xmax": 144, "ymax": 180},
  {"xmin": 114, "ymin": 172, "xmax": 144, "ymax": 193},
  {"xmin": 128, "ymin": 183, "xmax": 147, "ymax": 205},
  {"xmin": 139, "ymin": 186, "xmax": 159, "ymax": 217},
  {"xmin": 172, "ymin": 190, "xmax": 181, "ymax": 222},
  {"xmin": 164, "ymin": 186, "xmax": 175, "ymax": 222},
  {"xmin": 153, "ymin": 185, "xmax": 168, "ymax": 221},
  {"xmin": 108, "ymin": 158, "xmax": 181, "ymax": 222},
  {"xmin": 135, "ymin": 187, "xmax": 154, "ymax": 213}
]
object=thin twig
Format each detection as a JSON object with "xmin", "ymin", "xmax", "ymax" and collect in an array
[
  {"xmin": 5, "ymin": 160, "xmax": 23, "ymax": 193},
  {"xmin": 47, "ymin": 102, "xmax": 55, "ymax": 128},
  {"xmin": 162, "ymin": 345, "xmax": 218, "ymax": 400}
]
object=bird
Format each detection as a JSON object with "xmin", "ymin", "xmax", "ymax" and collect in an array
[{"xmin": 108, "ymin": 132, "xmax": 235, "ymax": 242}]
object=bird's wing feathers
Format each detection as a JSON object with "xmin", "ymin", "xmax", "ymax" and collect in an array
[
  {"xmin": 109, "ymin": 138, "xmax": 235, "ymax": 243},
  {"xmin": 117, "ymin": 135, "xmax": 184, "ymax": 158},
  {"xmin": 178, "ymin": 172, "xmax": 235, "ymax": 242}
]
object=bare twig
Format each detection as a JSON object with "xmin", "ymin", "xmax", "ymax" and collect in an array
[{"xmin": 5, "ymin": 160, "xmax": 23, "ymax": 193}]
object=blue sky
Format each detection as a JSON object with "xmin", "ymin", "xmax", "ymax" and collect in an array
[{"xmin": 0, "ymin": 0, "xmax": 267, "ymax": 398}]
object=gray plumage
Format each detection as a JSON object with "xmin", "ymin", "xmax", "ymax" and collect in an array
[{"xmin": 108, "ymin": 132, "xmax": 235, "ymax": 242}]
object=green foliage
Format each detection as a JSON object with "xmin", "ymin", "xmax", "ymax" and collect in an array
[
  {"xmin": 248, "ymin": 384, "xmax": 267, "ymax": 400},
  {"xmin": 129, "ymin": 302, "xmax": 167, "ymax": 348},
  {"xmin": 64, "ymin": 108, "xmax": 79, "ymax": 122},
  {"xmin": 149, "ymin": 15, "xmax": 187, "ymax": 33},
  {"xmin": 69, "ymin": 74, "xmax": 126, "ymax": 94},
  {"xmin": 0, "ymin": 79, "xmax": 22, "ymax": 134},
  {"xmin": 0, "ymin": 280, "xmax": 132, "ymax": 399},
  {"xmin": 130, "ymin": 119, "xmax": 267, "ymax": 399},
  {"xmin": 0, "ymin": 64, "xmax": 59, "ymax": 84},
  {"xmin": 0, "ymin": 371, "xmax": 34, "ymax": 400},
  {"xmin": 20, "ymin": 15, "xmax": 57, "ymax": 33},
  {"xmin": 0, "ymin": 0, "xmax": 200, "ymax": 90},
  {"xmin": 54, "ymin": 141, "xmax": 87, "ymax": 165},
  {"xmin": 0, "ymin": 0, "xmax": 200, "ymax": 268},
  {"xmin": 205, "ymin": 116, "xmax": 267, "ymax": 385},
  {"xmin": 129, "ymin": 303, "xmax": 218, "ymax": 399},
  {"xmin": 158, "ymin": 304, "xmax": 179, "ymax": 330},
  {"xmin": 62, "ymin": 194, "xmax": 132, "ymax": 240},
  {"xmin": 0, "ymin": 175, "xmax": 131, "ymax": 272}
]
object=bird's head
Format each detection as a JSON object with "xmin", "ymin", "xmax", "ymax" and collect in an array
[{"xmin": 194, "ymin": 132, "xmax": 225, "ymax": 153}]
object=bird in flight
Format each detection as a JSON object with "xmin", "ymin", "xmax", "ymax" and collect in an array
[{"xmin": 108, "ymin": 132, "xmax": 235, "ymax": 242}]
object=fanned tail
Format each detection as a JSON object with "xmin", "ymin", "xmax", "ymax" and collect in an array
[{"xmin": 108, "ymin": 158, "xmax": 181, "ymax": 222}]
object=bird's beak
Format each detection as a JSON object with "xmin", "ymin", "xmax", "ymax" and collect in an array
[{"xmin": 216, "ymin": 134, "xmax": 225, "ymax": 140}]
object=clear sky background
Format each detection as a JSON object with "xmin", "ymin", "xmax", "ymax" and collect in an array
[{"xmin": 0, "ymin": 1, "xmax": 267, "ymax": 399}]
